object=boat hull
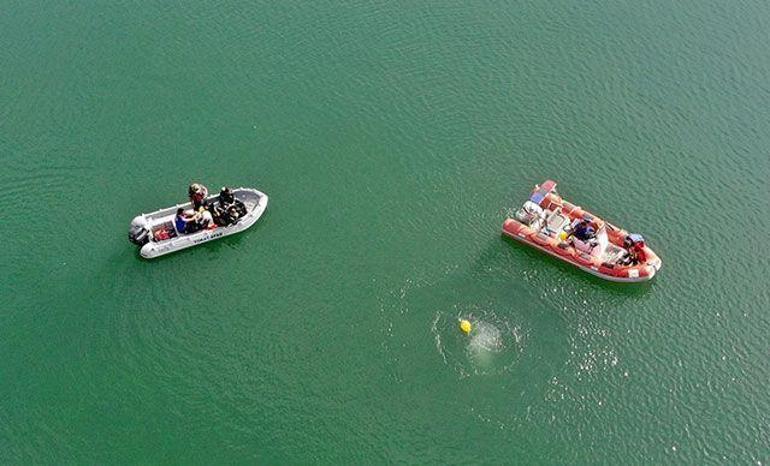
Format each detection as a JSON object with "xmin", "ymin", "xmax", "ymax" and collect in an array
[
  {"xmin": 502, "ymin": 181, "xmax": 662, "ymax": 283},
  {"xmin": 132, "ymin": 188, "xmax": 268, "ymax": 259},
  {"xmin": 502, "ymin": 220, "xmax": 660, "ymax": 283}
]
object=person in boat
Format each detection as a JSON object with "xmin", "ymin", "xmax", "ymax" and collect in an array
[
  {"xmin": 196, "ymin": 200, "xmax": 215, "ymax": 229},
  {"xmin": 219, "ymin": 186, "xmax": 235, "ymax": 206},
  {"xmin": 188, "ymin": 183, "xmax": 209, "ymax": 210},
  {"xmin": 175, "ymin": 208, "xmax": 198, "ymax": 234},
  {"xmin": 210, "ymin": 187, "xmax": 233, "ymax": 225},
  {"xmin": 176, "ymin": 206, "xmax": 213, "ymax": 234},
  {"xmin": 572, "ymin": 219, "xmax": 596, "ymax": 242},
  {"xmin": 622, "ymin": 234, "xmax": 648, "ymax": 265},
  {"xmin": 217, "ymin": 186, "xmax": 244, "ymax": 225}
]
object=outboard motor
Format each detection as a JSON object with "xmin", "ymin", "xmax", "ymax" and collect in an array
[{"xmin": 128, "ymin": 216, "xmax": 150, "ymax": 246}]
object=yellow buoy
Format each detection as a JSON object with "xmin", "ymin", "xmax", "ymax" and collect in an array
[
  {"xmin": 459, "ymin": 319, "xmax": 472, "ymax": 335},
  {"xmin": 559, "ymin": 231, "xmax": 568, "ymax": 241}
]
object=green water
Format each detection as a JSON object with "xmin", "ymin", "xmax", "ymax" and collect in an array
[{"xmin": 2, "ymin": 0, "xmax": 769, "ymax": 463}]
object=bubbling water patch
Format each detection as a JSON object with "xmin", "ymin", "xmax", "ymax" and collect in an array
[
  {"xmin": 467, "ymin": 320, "xmax": 504, "ymax": 367},
  {"xmin": 431, "ymin": 307, "xmax": 527, "ymax": 378}
]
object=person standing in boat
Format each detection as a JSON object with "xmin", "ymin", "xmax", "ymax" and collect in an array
[{"xmin": 188, "ymin": 183, "xmax": 208, "ymax": 210}]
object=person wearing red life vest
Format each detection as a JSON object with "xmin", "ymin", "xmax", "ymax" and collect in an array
[
  {"xmin": 188, "ymin": 183, "xmax": 208, "ymax": 209},
  {"xmin": 623, "ymin": 234, "xmax": 647, "ymax": 265}
]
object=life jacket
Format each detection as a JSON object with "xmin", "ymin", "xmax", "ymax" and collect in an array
[{"xmin": 189, "ymin": 183, "xmax": 209, "ymax": 204}]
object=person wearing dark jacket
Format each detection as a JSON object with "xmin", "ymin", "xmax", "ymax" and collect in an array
[{"xmin": 572, "ymin": 220, "xmax": 596, "ymax": 241}]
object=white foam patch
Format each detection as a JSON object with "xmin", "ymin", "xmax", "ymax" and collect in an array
[
  {"xmin": 430, "ymin": 308, "xmax": 527, "ymax": 378},
  {"xmin": 467, "ymin": 321, "xmax": 505, "ymax": 367}
]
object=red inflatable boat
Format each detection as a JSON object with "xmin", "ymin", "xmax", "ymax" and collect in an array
[{"xmin": 502, "ymin": 180, "xmax": 662, "ymax": 282}]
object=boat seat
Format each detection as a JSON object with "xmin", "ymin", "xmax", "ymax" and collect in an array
[
  {"xmin": 572, "ymin": 237, "xmax": 597, "ymax": 255},
  {"xmin": 152, "ymin": 221, "xmax": 178, "ymax": 240},
  {"xmin": 544, "ymin": 209, "xmax": 569, "ymax": 235},
  {"xmin": 602, "ymin": 244, "xmax": 627, "ymax": 263}
]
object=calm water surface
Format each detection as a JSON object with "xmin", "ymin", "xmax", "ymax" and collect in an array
[{"xmin": 1, "ymin": 0, "xmax": 769, "ymax": 463}]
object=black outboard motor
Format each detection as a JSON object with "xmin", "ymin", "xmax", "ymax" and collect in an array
[{"xmin": 128, "ymin": 216, "xmax": 150, "ymax": 246}]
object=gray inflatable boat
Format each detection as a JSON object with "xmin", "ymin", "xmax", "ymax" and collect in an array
[{"xmin": 128, "ymin": 187, "xmax": 268, "ymax": 259}]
